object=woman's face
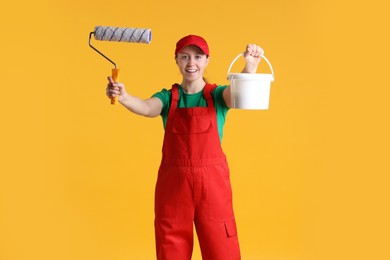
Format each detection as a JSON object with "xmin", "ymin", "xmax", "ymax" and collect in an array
[{"xmin": 175, "ymin": 45, "xmax": 209, "ymax": 83}]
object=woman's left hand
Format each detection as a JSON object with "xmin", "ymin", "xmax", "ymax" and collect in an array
[{"xmin": 242, "ymin": 44, "xmax": 264, "ymax": 73}]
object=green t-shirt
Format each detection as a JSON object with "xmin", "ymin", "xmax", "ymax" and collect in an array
[{"xmin": 152, "ymin": 85, "xmax": 230, "ymax": 142}]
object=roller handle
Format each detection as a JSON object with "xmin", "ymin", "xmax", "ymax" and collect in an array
[{"xmin": 111, "ymin": 68, "xmax": 120, "ymax": 105}]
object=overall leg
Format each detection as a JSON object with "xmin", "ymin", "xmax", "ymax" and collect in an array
[
  {"xmin": 154, "ymin": 165, "xmax": 195, "ymax": 260},
  {"xmin": 194, "ymin": 164, "xmax": 241, "ymax": 260}
]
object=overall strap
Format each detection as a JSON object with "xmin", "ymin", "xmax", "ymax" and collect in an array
[
  {"xmin": 168, "ymin": 83, "xmax": 218, "ymax": 114},
  {"xmin": 164, "ymin": 84, "xmax": 179, "ymax": 132},
  {"xmin": 203, "ymin": 83, "xmax": 218, "ymax": 111},
  {"xmin": 168, "ymin": 84, "xmax": 179, "ymax": 117}
]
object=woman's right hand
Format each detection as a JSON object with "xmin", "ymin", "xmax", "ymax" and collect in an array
[
  {"xmin": 106, "ymin": 76, "xmax": 127, "ymax": 101},
  {"xmin": 105, "ymin": 77, "xmax": 163, "ymax": 117}
]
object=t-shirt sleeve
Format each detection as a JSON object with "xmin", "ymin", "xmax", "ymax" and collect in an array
[
  {"xmin": 212, "ymin": 85, "xmax": 230, "ymax": 110},
  {"xmin": 151, "ymin": 88, "xmax": 171, "ymax": 116}
]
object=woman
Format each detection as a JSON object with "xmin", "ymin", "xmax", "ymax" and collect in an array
[{"xmin": 106, "ymin": 35, "xmax": 263, "ymax": 260}]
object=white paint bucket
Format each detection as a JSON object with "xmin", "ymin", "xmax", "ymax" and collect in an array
[{"xmin": 227, "ymin": 53, "xmax": 275, "ymax": 109}]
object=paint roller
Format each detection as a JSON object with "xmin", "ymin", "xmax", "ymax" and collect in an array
[{"xmin": 88, "ymin": 26, "xmax": 152, "ymax": 104}]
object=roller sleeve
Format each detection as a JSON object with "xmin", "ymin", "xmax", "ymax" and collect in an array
[{"xmin": 94, "ymin": 26, "xmax": 152, "ymax": 44}]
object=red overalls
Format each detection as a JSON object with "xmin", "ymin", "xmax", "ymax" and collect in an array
[{"xmin": 154, "ymin": 84, "xmax": 241, "ymax": 260}]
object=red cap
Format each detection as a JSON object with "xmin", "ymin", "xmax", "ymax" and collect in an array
[{"xmin": 175, "ymin": 35, "xmax": 209, "ymax": 56}]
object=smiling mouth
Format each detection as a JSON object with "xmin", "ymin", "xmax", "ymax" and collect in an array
[{"xmin": 186, "ymin": 69, "xmax": 198, "ymax": 73}]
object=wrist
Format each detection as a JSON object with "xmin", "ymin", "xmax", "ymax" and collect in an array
[
  {"xmin": 118, "ymin": 93, "xmax": 130, "ymax": 103},
  {"xmin": 242, "ymin": 64, "xmax": 258, "ymax": 73}
]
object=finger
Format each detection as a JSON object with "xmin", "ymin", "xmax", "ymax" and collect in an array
[
  {"xmin": 107, "ymin": 88, "xmax": 120, "ymax": 97},
  {"xmin": 249, "ymin": 45, "xmax": 257, "ymax": 56},
  {"xmin": 250, "ymin": 45, "xmax": 262, "ymax": 57},
  {"xmin": 107, "ymin": 76, "xmax": 115, "ymax": 84},
  {"xmin": 255, "ymin": 45, "xmax": 263, "ymax": 55},
  {"xmin": 253, "ymin": 46, "xmax": 260, "ymax": 57},
  {"xmin": 106, "ymin": 81, "xmax": 119, "ymax": 91},
  {"xmin": 244, "ymin": 44, "xmax": 253, "ymax": 57},
  {"xmin": 114, "ymin": 82, "xmax": 125, "ymax": 92},
  {"xmin": 107, "ymin": 81, "xmax": 122, "ymax": 91},
  {"xmin": 251, "ymin": 44, "xmax": 261, "ymax": 57},
  {"xmin": 247, "ymin": 44, "xmax": 254, "ymax": 54},
  {"xmin": 257, "ymin": 46, "xmax": 264, "ymax": 57}
]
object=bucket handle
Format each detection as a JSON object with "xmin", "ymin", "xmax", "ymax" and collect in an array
[{"xmin": 227, "ymin": 53, "xmax": 275, "ymax": 81}]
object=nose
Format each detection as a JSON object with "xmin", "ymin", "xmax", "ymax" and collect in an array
[{"xmin": 188, "ymin": 56, "xmax": 196, "ymax": 65}]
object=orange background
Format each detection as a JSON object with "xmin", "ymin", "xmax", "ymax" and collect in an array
[{"xmin": 1, "ymin": 0, "xmax": 389, "ymax": 259}]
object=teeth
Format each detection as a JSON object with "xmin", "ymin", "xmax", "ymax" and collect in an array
[{"xmin": 186, "ymin": 69, "xmax": 197, "ymax": 73}]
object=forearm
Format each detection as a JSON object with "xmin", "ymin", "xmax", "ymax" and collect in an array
[
  {"xmin": 241, "ymin": 64, "xmax": 258, "ymax": 73},
  {"xmin": 117, "ymin": 94, "xmax": 162, "ymax": 118},
  {"xmin": 118, "ymin": 94, "xmax": 152, "ymax": 116}
]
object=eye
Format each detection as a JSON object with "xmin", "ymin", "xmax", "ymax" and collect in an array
[
  {"xmin": 195, "ymin": 55, "xmax": 202, "ymax": 60},
  {"xmin": 181, "ymin": 55, "xmax": 189, "ymax": 60}
]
